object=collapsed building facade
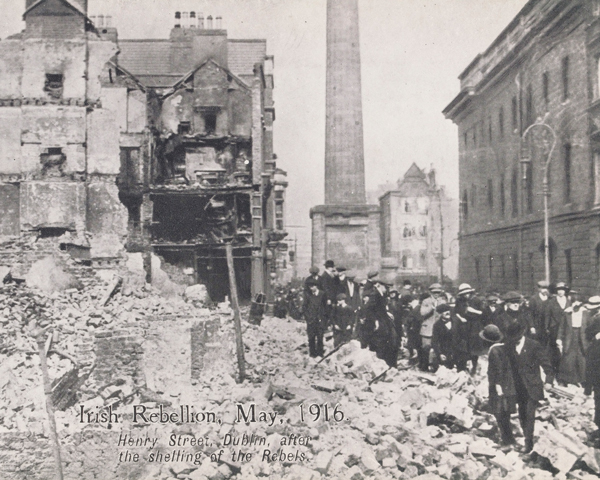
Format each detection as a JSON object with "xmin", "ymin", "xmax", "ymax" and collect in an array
[{"xmin": 0, "ymin": 0, "xmax": 287, "ymax": 302}]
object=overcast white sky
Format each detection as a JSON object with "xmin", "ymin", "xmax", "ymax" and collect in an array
[{"xmin": 1, "ymin": 0, "xmax": 529, "ymax": 232}]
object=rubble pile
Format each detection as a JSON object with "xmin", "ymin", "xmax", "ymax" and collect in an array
[{"xmin": 2, "ymin": 275, "xmax": 600, "ymax": 479}]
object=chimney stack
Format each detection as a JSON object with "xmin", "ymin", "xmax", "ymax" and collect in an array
[
  {"xmin": 215, "ymin": 16, "xmax": 222, "ymax": 29},
  {"xmin": 198, "ymin": 12, "xmax": 204, "ymax": 29},
  {"xmin": 105, "ymin": 15, "xmax": 112, "ymax": 27},
  {"xmin": 206, "ymin": 15, "xmax": 213, "ymax": 29},
  {"xmin": 190, "ymin": 11, "xmax": 196, "ymax": 28},
  {"xmin": 182, "ymin": 11, "xmax": 189, "ymax": 28},
  {"xmin": 174, "ymin": 11, "xmax": 181, "ymax": 28}
]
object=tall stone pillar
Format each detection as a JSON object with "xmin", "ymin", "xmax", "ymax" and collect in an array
[
  {"xmin": 310, "ymin": 0, "xmax": 381, "ymax": 276},
  {"xmin": 325, "ymin": 0, "xmax": 365, "ymax": 205}
]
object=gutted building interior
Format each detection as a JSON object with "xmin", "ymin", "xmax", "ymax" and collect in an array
[{"xmin": 0, "ymin": 0, "xmax": 288, "ymax": 303}]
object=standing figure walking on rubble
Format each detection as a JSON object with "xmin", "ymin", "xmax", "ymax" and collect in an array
[
  {"xmin": 303, "ymin": 277, "xmax": 326, "ymax": 358},
  {"xmin": 480, "ymin": 324, "xmax": 517, "ymax": 448},
  {"xmin": 419, "ymin": 283, "xmax": 447, "ymax": 371},
  {"xmin": 584, "ymin": 296, "xmax": 600, "ymax": 436},
  {"xmin": 403, "ymin": 294, "xmax": 422, "ymax": 363},
  {"xmin": 527, "ymin": 280, "xmax": 550, "ymax": 344},
  {"xmin": 504, "ymin": 321, "xmax": 554, "ymax": 453},
  {"xmin": 431, "ymin": 304, "xmax": 454, "ymax": 371},
  {"xmin": 546, "ymin": 282, "xmax": 571, "ymax": 376},
  {"xmin": 557, "ymin": 290, "xmax": 590, "ymax": 385},
  {"xmin": 452, "ymin": 283, "xmax": 483, "ymax": 374},
  {"xmin": 332, "ymin": 293, "xmax": 354, "ymax": 347},
  {"xmin": 320, "ymin": 260, "xmax": 339, "ymax": 328}
]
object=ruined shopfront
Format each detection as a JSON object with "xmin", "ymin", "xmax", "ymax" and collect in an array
[{"xmin": 0, "ymin": 1, "xmax": 287, "ymax": 303}]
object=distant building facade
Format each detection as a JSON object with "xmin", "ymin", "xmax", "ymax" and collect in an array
[
  {"xmin": 444, "ymin": 0, "xmax": 600, "ymax": 295},
  {"xmin": 0, "ymin": 0, "xmax": 287, "ymax": 302},
  {"xmin": 378, "ymin": 164, "xmax": 458, "ymax": 284}
]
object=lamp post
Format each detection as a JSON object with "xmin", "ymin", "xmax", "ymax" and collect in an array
[{"xmin": 520, "ymin": 120, "xmax": 556, "ymax": 284}]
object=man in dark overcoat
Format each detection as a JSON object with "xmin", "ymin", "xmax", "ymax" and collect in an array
[
  {"xmin": 504, "ymin": 321, "xmax": 554, "ymax": 453},
  {"xmin": 545, "ymin": 282, "xmax": 571, "ymax": 375},
  {"xmin": 527, "ymin": 280, "xmax": 550, "ymax": 344}
]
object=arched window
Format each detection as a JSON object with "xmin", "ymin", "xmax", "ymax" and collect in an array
[{"xmin": 404, "ymin": 200, "xmax": 411, "ymax": 213}]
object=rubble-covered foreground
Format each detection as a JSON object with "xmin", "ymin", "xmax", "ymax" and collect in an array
[{"xmin": 2, "ymin": 279, "xmax": 600, "ymax": 479}]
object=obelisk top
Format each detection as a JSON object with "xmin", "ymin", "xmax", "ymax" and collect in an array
[{"xmin": 325, "ymin": 0, "xmax": 366, "ymax": 205}]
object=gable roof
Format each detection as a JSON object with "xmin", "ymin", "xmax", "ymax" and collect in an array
[
  {"xmin": 118, "ymin": 38, "xmax": 267, "ymax": 89},
  {"xmin": 403, "ymin": 163, "xmax": 426, "ymax": 181},
  {"xmin": 163, "ymin": 58, "xmax": 250, "ymax": 99},
  {"xmin": 24, "ymin": 0, "xmax": 87, "ymax": 19}
]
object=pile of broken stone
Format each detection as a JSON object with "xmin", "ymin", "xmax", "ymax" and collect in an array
[{"xmin": 1, "ymin": 262, "xmax": 600, "ymax": 479}]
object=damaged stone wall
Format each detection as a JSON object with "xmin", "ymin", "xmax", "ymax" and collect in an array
[{"xmin": 0, "ymin": 4, "xmax": 147, "ymax": 275}]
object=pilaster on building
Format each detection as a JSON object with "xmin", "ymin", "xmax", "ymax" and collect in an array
[{"xmin": 0, "ymin": 0, "xmax": 288, "ymax": 303}]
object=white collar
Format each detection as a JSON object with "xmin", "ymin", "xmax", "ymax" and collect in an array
[{"xmin": 515, "ymin": 336, "xmax": 525, "ymax": 354}]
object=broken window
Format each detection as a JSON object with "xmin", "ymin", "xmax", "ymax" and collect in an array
[
  {"xmin": 203, "ymin": 112, "xmax": 217, "ymax": 135},
  {"xmin": 44, "ymin": 74, "xmax": 64, "ymax": 99},
  {"xmin": 40, "ymin": 147, "xmax": 66, "ymax": 177},
  {"xmin": 178, "ymin": 122, "xmax": 192, "ymax": 135}
]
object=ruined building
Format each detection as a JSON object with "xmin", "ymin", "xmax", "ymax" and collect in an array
[
  {"xmin": 0, "ymin": 0, "xmax": 287, "ymax": 302},
  {"xmin": 378, "ymin": 164, "xmax": 458, "ymax": 284},
  {"xmin": 444, "ymin": 0, "xmax": 600, "ymax": 295}
]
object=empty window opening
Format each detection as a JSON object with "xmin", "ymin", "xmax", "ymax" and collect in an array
[
  {"xmin": 40, "ymin": 147, "xmax": 66, "ymax": 177},
  {"xmin": 203, "ymin": 113, "xmax": 217, "ymax": 135},
  {"xmin": 44, "ymin": 74, "xmax": 64, "ymax": 99},
  {"xmin": 39, "ymin": 227, "xmax": 69, "ymax": 238},
  {"xmin": 178, "ymin": 122, "xmax": 191, "ymax": 135}
]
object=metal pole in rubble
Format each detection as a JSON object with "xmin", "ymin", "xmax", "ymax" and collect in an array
[
  {"xmin": 36, "ymin": 331, "xmax": 64, "ymax": 480},
  {"xmin": 226, "ymin": 243, "xmax": 246, "ymax": 383}
]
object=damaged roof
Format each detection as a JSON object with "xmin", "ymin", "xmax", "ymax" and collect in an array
[
  {"xmin": 24, "ymin": 0, "xmax": 87, "ymax": 19},
  {"xmin": 117, "ymin": 39, "xmax": 266, "ymax": 88}
]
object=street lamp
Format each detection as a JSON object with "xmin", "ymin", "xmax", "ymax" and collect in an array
[{"xmin": 521, "ymin": 119, "xmax": 556, "ymax": 284}]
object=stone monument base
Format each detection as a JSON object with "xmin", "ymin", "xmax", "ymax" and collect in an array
[{"xmin": 310, "ymin": 204, "xmax": 381, "ymax": 276}]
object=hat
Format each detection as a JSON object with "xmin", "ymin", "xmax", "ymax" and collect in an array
[
  {"xmin": 305, "ymin": 277, "xmax": 319, "ymax": 287},
  {"xmin": 486, "ymin": 293, "xmax": 499, "ymax": 302},
  {"xmin": 403, "ymin": 280, "xmax": 412, "ymax": 286},
  {"xmin": 337, "ymin": 266, "xmax": 347, "ymax": 273},
  {"xmin": 479, "ymin": 324, "xmax": 503, "ymax": 343},
  {"xmin": 555, "ymin": 282, "xmax": 569, "ymax": 291},
  {"xmin": 324, "ymin": 260, "xmax": 335, "ymax": 269},
  {"xmin": 401, "ymin": 294, "xmax": 414, "ymax": 305},
  {"xmin": 586, "ymin": 296, "xmax": 600, "ymax": 310},
  {"xmin": 436, "ymin": 304, "xmax": 451, "ymax": 314},
  {"xmin": 309, "ymin": 266, "xmax": 319, "ymax": 275},
  {"xmin": 537, "ymin": 280, "xmax": 550, "ymax": 288},
  {"xmin": 389, "ymin": 289, "xmax": 399, "ymax": 295},
  {"xmin": 367, "ymin": 271, "xmax": 379, "ymax": 280},
  {"xmin": 429, "ymin": 283, "xmax": 443, "ymax": 293},
  {"xmin": 336, "ymin": 293, "xmax": 347, "ymax": 301},
  {"xmin": 505, "ymin": 321, "xmax": 526, "ymax": 342},
  {"xmin": 457, "ymin": 283, "xmax": 475, "ymax": 296},
  {"xmin": 503, "ymin": 291, "xmax": 521, "ymax": 303},
  {"xmin": 346, "ymin": 272, "xmax": 356, "ymax": 280}
]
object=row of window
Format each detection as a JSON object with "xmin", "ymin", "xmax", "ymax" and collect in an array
[
  {"xmin": 461, "ymin": 143, "xmax": 574, "ymax": 221},
  {"xmin": 402, "ymin": 224, "xmax": 427, "ymax": 238},
  {"xmin": 463, "ymin": 56, "xmax": 570, "ymax": 151},
  {"xmin": 472, "ymin": 242, "xmax": 583, "ymax": 292}
]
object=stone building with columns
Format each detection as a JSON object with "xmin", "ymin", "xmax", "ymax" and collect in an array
[
  {"xmin": 0, "ymin": 0, "xmax": 287, "ymax": 302},
  {"xmin": 444, "ymin": 0, "xmax": 600, "ymax": 295}
]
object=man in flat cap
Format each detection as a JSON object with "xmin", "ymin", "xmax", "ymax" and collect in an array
[{"xmin": 527, "ymin": 280, "xmax": 550, "ymax": 344}]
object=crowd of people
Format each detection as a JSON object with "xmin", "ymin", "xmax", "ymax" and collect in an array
[{"xmin": 301, "ymin": 260, "xmax": 600, "ymax": 453}]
